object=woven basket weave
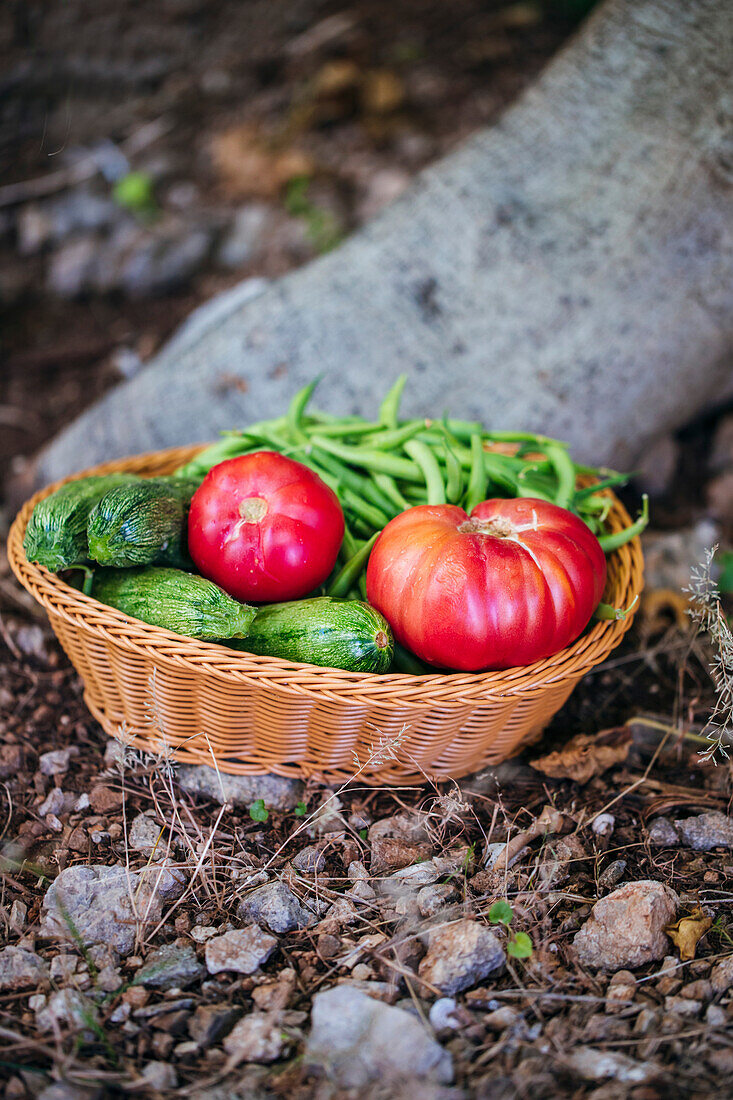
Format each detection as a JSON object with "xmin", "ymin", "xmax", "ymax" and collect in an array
[{"xmin": 8, "ymin": 444, "xmax": 644, "ymax": 785}]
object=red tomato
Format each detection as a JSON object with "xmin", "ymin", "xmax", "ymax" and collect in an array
[
  {"xmin": 188, "ymin": 451, "xmax": 344, "ymax": 602},
  {"xmin": 366, "ymin": 498, "xmax": 606, "ymax": 671}
]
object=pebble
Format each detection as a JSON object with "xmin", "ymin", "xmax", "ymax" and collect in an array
[
  {"xmin": 674, "ymin": 811, "xmax": 733, "ymax": 850},
  {"xmin": 664, "ymin": 995, "xmax": 701, "ymax": 1017},
  {"xmin": 40, "ymin": 861, "xmax": 186, "ymax": 956},
  {"xmin": 132, "ymin": 943, "xmax": 204, "ymax": 990},
  {"xmin": 36, "ymin": 989, "xmax": 99, "ymax": 1036},
  {"xmin": 605, "ymin": 971, "xmax": 636, "ymax": 1014},
  {"xmin": 128, "ymin": 813, "xmax": 166, "ymax": 858},
  {"xmin": 292, "ymin": 846, "xmax": 326, "ymax": 874},
  {"xmin": 573, "ymin": 881, "xmax": 678, "ymax": 971},
  {"xmin": 0, "ymin": 946, "xmax": 50, "ymax": 991},
  {"xmin": 564, "ymin": 1046, "xmax": 657, "ymax": 1083},
  {"xmin": 37, "ymin": 1084, "xmax": 102, "ymax": 1100},
  {"xmin": 176, "ymin": 764, "xmax": 304, "ymax": 810},
  {"xmin": 598, "ymin": 860, "xmax": 627, "ymax": 890},
  {"xmin": 236, "ymin": 880, "xmax": 320, "ymax": 933},
  {"xmin": 369, "ymin": 812, "xmax": 432, "ymax": 873},
  {"xmin": 418, "ymin": 919, "xmax": 504, "ymax": 995},
  {"xmin": 222, "ymin": 1010, "xmax": 286, "ymax": 1063},
  {"xmin": 140, "ymin": 1062, "xmax": 177, "ymax": 1091},
  {"xmin": 39, "ymin": 748, "xmax": 78, "ymax": 776},
  {"xmin": 188, "ymin": 1003, "xmax": 242, "ymax": 1045},
  {"xmin": 216, "ymin": 203, "xmax": 272, "ymax": 268},
  {"xmin": 647, "ymin": 817, "xmax": 680, "ymax": 847},
  {"xmin": 204, "ymin": 926, "xmax": 277, "ymax": 976},
  {"xmin": 39, "ymin": 788, "xmax": 75, "ymax": 817},
  {"xmin": 706, "ymin": 1004, "xmax": 727, "ymax": 1027},
  {"xmin": 592, "ymin": 813, "xmax": 616, "ymax": 839},
  {"xmin": 418, "ymin": 884, "xmax": 457, "ymax": 918},
  {"xmin": 711, "ymin": 956, "xmax": 733, "ymax": 994},
  {"xmin": 10, "ymin": 900, "xmax": 27, "ymax": 930},
  {"xmin": 305, "ymin": 985, "xmax": 453, "ymax": 1088}
]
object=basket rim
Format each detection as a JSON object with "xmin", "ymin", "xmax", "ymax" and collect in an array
[{"xmin": 7, "ymin": 442, "xmax": 644, "ymax": 706}]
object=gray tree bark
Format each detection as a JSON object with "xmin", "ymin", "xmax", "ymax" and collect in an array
[{"xmin": 36, "ymin": 0, "xmax": 733, "ymax": 485}]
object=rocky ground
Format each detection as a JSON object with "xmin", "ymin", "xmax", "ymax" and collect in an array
[
  {"xmin": 4, "ymin": 1, "xmax": 733, "ymax": 1096},
  {"xmin": 1, "ymin": 407, "xmax": 733, "ymax": 1097}
]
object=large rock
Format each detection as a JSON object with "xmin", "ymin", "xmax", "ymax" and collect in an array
[
  {"xmin": 305, "ymin": 985, "xmax": 453, "ymax": 1088},
  {"xmin": 418, "ymin": 920, "xmax": 505, "ymax": 995},
  {"xmin": 573, "ymin": 881, "xmax": 678, "ymax": 971},
  {"xmin": 176, "ymin": 765, "xmax": 303, "ymax": 810},
  {"xmin": 40, "ymin": 862, "xmax": 186, "ymax": 957},
  {"xmin": 674, "ymin": 812, "xmax": 733, "ymax": 851},
  {"xmin": 0, "ymin": 946, "xmax": 50, "ymax": 991}
]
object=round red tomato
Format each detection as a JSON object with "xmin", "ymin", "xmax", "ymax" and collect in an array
[
  {"xmin": 366, "ymin": 498, "xmax": 606, "ymax": 671},
  {"xmin": 188, "ymin": 451, "xmax": 344, "ymax": 602}
]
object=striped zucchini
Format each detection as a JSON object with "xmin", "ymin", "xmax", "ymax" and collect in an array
[{"xmin": 87, "ymin": 477, "xmax": 199, "ymax": 568}]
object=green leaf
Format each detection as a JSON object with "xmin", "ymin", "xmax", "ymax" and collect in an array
[
  {"xmin": 488, "ymin": 900, "xmax": 514, "ymax": 926},
  {"xmin": 294, "ymin": 802, "xmax": 307, "ymax": 817},
  {"xmin": 113, "ymin": 171, "xmax": 156, "ymax": 214},
  {"xmin": 248, "ymin": 799, "xmax": 269, "ymax": 823},
  {"xmin": 359, "ymin": 827, "xmax": 368, "ymax": 841},
  {"xmin": 507, "ymin": 931, "xmax": 533, "ymax": 959}
]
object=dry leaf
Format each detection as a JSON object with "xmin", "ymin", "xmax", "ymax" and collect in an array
[
  {"xmin": 530, "ymin": 727, "xmax": 632, "ymax": 784},
  {"xmin": 210, "ymin": 124, "xmax": 313, "ymax": 200},
  {"xmin": 665, "ymin": 907, "xmax": 713, "ymax": 961},
  {"xmin": 640, "ymin": 588, "xmax": 690, "ymax": 633}
]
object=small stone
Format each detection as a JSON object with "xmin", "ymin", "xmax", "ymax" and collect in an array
[
  {"xmin": 40, "ymin": 862, "xmax": 186, "ymax": 956},
  {"xmin": 39, "ymin": 788, "xmax": 75, "ymax": 817},
  {"xmin": 37, "ymin": 1084, "xmax": 102, "ymax": 1100},
  {"xmin": 647, "ymin": 817, "xmax": 680, "ymax": 847},
  {"xmin": 351, "ymin": 880, "xmax": 376, "ymax": 903},
  {"xmin": 634, "ymin": 1007, "xmax": 659, "ymax": 1035},
  {"xmin": 217, "ymin": 204, "xmax": 272, "ymax": 268},
  {"xmin": 598, "ymin": 860, "xmax": 627, "ymax": 890},
  {"xmin": 369, "ymin": 812, "xmax": 432, "ymax": 874},
  {"xmin": 429, "ymin": 997, "xmax": 461, "ymax": 1031},
  {"xmin": 605, "ymin": 971, "xmax": 636, "ymax": 1014},
  {"xmin": 251, "ymin": 968, "xmax": 297, "ymax": 1011},
  {"xmin": 222, "ymin": 1011, "xmax": 286, "ymax": 1063},
  {"xmin": 416, "ymin": 884, "xmax": 454, "ymax": 918},
  {"xmin": 128, "ymin": 813, "xmax": 166, "ymax": 858},
  {"xmin": 642, "ymin": 521, "xmax": 719, "ymax": 593},
  {"xmin": 236, "ymin": 880, "xmax": 319, "ymax": 933},
  {"xmin": 133, "ymin": 943, "xmax": 205, "ymax": 990},
  {"xmin": 680, "ymin": 979, "xmax": 712, "ymax": 1000},
  {"xmin": 0, "ymin": 744, "xmax": 23, "ymax": 779},
  {"xmin": 204, "ymin": 926, "xmax": 277, "ymax": 975},
  {"xmin": 74, "ymin": 794, "xmax": 90, "ymax": 812},
  {"xmin": 305, "ymin": 985, "xmax": 453, "ymax": 1087},
  {"xmin": 36, "ymin": 989, "xmax": 99, "ymax": 1035},
  {"xmin": 50, "ymin": 955, "xmax": 79, "ymax": 982},
  {"xmin": 39, "ymin": 748, "xmax": 78, "ymax": 776},
  {"xmin": 348, "ymin": 860, "xmax": 370, "ymax": 881},
  {"xmin": 711, "ymin": 956, "xmax": 733, "ymax": 994},
  {"xmin": 592, "ymin": 813, "xmax": 616, "ymax": 839},
  {"xmin": 418, "ymin": 919, "xmax": 504, "ymax": 995},
  {"xmin": 89, "ymin": 785, "xmax": 123, "ymax": 815},
  {"xmin": 188, "ymin": 1003, "xmax": 242, "ymax": 1045},
  {"xmin": 176, "ymin": 765, "xmax": 303, "ymax": 809},
  {"xmin": 292, "ymin": 846, "xmax": 326, "ymax": 874},
  {"xmin": 484, "ymin": 1006, "xmax": 520, "ymax": 1031},
  {"xmin": 674, "ymin": 811, "xmax": 733, "ymax": 850},
  {"xmin": 10, "ymin": 900, "xmax": 27, "ymax": 930},
  {"xmin": 706, "ymin": 1004, "xmax": 727, "ymax": 1027},
  {"xmin": 191, "ymin": 926, "xmax": 218, "ymax": 943},
  {"xmin": 664, "ymin": 995, "xmax": 701, "ymax": 1017},
  {"xmin": 141, "ymin": 1062, "xmax": 177, "ymax": 1090},
  {"xmin": 572, "ymin": 881, "xmax": 678, "ymax": 971},
  {"xmin": 564, "ymin": 1046, "xmax": 657, "ymax": 1083},
  {"xmin": 0, "ymin": 946, "xmax": 50, "ymax": 991}
]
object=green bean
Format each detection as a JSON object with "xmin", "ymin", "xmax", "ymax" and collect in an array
[
  {"xmin": 404, "ymin": 440, "xmax": 446, "ymax": 505},
  {"xmin": 465, "ymin": 434, "xmax": 489, "ymax": 512},
  {"xmin": 309, "ymin": 436, "xmax": 424, "ymax": 482},
  {"xmin": 542, "ymin": 442, "xmax": 576, "ymax": 509},
  {"xmin": 286, "ymin": 378, "xmax": 320, "ymax": 440},
  {"xmin": 305, "ymin": 420, "xmax": 377, "ymax": 439},
  {"xmin": 594, "ymin": 595, "xmax": 639, "ymax": 621},
  {"xmin": 573, "ymin": 474, "xmax": 629, "ymax": 500},
  {"xmin": 482, "ymin": 453, "xmax": 519, "ymax": 494},
  {"xmin": 373, "ymin": 473, "xmax": 409, "ymax": 511},
  {"xmin": 342, "ymin": 523, "xmax": 359, "ymax": 559},
  {"xmin": 597, "ymin": 495, "xmax": 649, "ymax": 552},
  {"xmin": 366, "ymin": 420, "xmax": 427, "ymax": 451},
  {"xmin": 309, "ymin": 448, "xmax": 397, "ymax": 516},
  {"xmin": 443, "ymin": 441, "xmax": 464, "ymax": 504},
  {"xmin": 340, "ymin": 487, "xmax": 390, "ymax": 530},
  {"xmin": 327, "ymin": 533, "xmax": 380, "ymax": 597},
  {"xmin": 439, "ymin": 418, "xmax": 483, "ymax": 442},
  {"xmin": 379, "ymin": 374, "xmax": 408, "ymax": 429}
]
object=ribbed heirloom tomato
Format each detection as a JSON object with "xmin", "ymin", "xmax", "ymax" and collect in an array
[
  {"xmin": 366, "ymin": 498, "xmax": 607, "ymax": 671},
  {"xmin": 188, "ymin": 451, "xmax": 344, "ymax": 602}
]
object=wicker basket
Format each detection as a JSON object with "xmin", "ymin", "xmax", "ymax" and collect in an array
[{"xmin": 7, "ymin": 444, "xmax": 644, "ymax": 785}]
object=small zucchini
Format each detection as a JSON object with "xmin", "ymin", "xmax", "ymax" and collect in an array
[
  {"xmin": 23, "ymin": 474, "xmax": 138, "ymax": 571},
  {"xmin": 87, "ymin": 477, "xmax": 200, "ymax": 568},
  {"xmin": 92, "ymin": 567, "xmax": 255, "ymax": 641},
  {"xmin": 231, "ymin": 597, "xmax": 394, "ymax": 673}
]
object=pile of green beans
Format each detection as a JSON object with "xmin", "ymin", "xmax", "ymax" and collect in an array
[{"xmin": 175, "ymin": 377, "xmax": 648, "ymax": 602}]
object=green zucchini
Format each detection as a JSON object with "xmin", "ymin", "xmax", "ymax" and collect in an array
[
  {"xmin": 24, "ymin": 474, "xmax": 139, "ymax": 571},
  {"xmin": 87, "ymin": 477, "xmax": 200, "ymax": 568},
  {"xmin": 231, "ymin": 597, "xmax": 394, "ymax": 673},
  {"xmin": 92, "ymin": 567, "xmax": 255, "ymax": 640}
]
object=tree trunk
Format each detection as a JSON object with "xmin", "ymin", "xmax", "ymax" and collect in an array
[{"xmin": 35, "ymin": 0, "xmax": 733, "ymax": 485}]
